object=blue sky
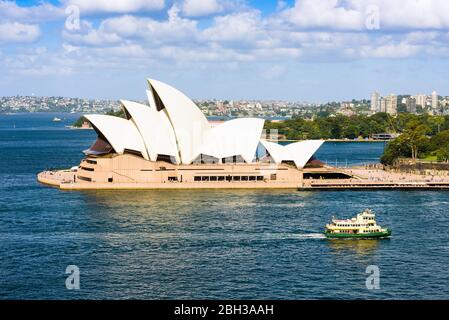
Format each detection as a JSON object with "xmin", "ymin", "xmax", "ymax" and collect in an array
[{"xmin": 1, "ymin": 0, "xmax": 449, "ymax": 102}]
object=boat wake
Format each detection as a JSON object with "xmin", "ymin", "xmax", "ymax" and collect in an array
[
  {"xmin": 23, "ymin": 231, "xmax": 329, "ymax": 243},
  {"xmin": 254, "ymin": 232, "xmax": 326, "ymax": 240},
  {"xmin": 290, "ymin": 233, "xmax": 326, "ymax": 239}
]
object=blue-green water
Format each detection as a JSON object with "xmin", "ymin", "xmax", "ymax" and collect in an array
[{"xmin": 1, "ymin": 113, "xmax": 448, "ymax": 299}]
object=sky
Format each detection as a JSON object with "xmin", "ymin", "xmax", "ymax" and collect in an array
[{"xmin": 0, "ymin": 0, "xmax": 449, "ymax": 103}]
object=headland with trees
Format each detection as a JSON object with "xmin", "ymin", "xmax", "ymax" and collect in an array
[{"xmin": 265, "ymin": 113, "xmax": 449, "ymax": 165}]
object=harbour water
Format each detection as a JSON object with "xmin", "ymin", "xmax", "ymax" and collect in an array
[{"xmin": 1, "ymin": 113, "xmax": 448, "ymax": 299}]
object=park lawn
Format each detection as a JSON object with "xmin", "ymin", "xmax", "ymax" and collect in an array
[{"xmin": 421, "ymin": 154, "xmax": 438, "ymax": 161}]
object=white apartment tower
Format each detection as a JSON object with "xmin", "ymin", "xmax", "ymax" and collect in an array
[
  {"xmin": 386, "ymin": 94, "xmax": 397, "ymax": 115},
  {"xmin": 414, "ymin": 94, "xmax": 427, "ymax": 109},
  {"xmin": 406, "ymin": 97, "xmax": 417, "ymax": 114},
  {"xmin": 371, "ymin": 91, "xmax": 380, "ymax": 113},
  {"xmin": 380, "ymin": 98, "xmax": 386, "ymax": 113},
  {"xmin": 432, "ymin": 91, "xmax": 438, "ymax": 110}
]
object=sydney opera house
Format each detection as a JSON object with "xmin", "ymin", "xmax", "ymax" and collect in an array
[{"xmin": 38, "ymin": 78, "xmax": 326, "ymax": 189}]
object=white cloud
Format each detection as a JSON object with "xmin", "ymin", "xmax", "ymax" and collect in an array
[
  {"xmin": 92, "ymin": 44, "xmax": 147, "ymax": 57},
  {"xmin": 0, "ymin": 22, "xmax": 41, "ymax": 43},
  {"xmin": 63, "ymin": 29, "xmax": 122, "ymax": 47},
  {"xmin": 202, "ymin": 11, "xmax": 267, "ymax": 44},
  {"xmin": 0, "ymin": 46, "xmax": 74, "ymax": 77},
  {"xmin": 403, "ymin": 31, "xmax": 440, "ymax": 44},
  {"xmin": 15, "ymin": 65, "xmax": 74, "ymax": 76},
  {"xmin": 278, "ymin": 0, "xmax": 449, "ymax": 31},
  {"xmin": 0, "ymin": 0, "xmax": 64, "ymax": 23},
  {"xmin": 0, "ymin": 0, "xmax": 165, "ymax": 23},
  {"xmin": 371, "ymin": 0, "xmax": 449, "ymax": 29},
  {"xmin": 62, "ymin": 43, "xmax": 80, "ymax": 54},
  {"xmin": 5, "ymin": 0, "xmax": 449, "ymax": 84},
  {"xmin": 156, "ymin": 45, "xmax": 255, "ymax": 63},
  {"xmin": 276, "ymin": 1, "xmax": 288, "ymax": 11},
  {"xmin": 64, "ymin": 0, "xmax": 165, "ymax": 14},
  {"xmin": 261, "ymin": 65, "xmax": 286, "ymax": 80},
  {"xmin": 279, "ymin": 0, "xmax": 364, "ymax": 30},
  {"xmin": 180, "ymin": 0, "xmax": 244, "ymax": 17},
  {"xmin": 359, "ymin": 43, "xmax": 422, "ymax": 59},
  {"xmin": 181, "ymin": 0, "xmax": 223, "ymax": 17},
  {"xmin": 59, "ymin": 3, "xmax": 449, "ymax": 65},
  {"xmin": 64, "ymin": 6, "xmax": 199, "ymax": 47}
]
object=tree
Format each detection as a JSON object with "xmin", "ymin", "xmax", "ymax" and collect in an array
[
  {"xmin": 72, "ymin": 116, "xmax": 86, "ymax": 128},
  {"xmin": 436, "ymin": 146, "xmax": 449, "ymax": 162},
  {"xmin": 399, "ymin": 121, "xmax": 430, "ymax": 161},
  {"xmin": 429, "ymin": 116, "xmax": 445, "ymax": 133},
  {"xmin": 381, "ymin": 139, "xmax": 409, "ymax": 165}
]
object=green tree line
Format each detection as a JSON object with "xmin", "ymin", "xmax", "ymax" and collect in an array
[
  {"xmin": 264, "ymin": 113, "xmax": 449, "ymax": 140},
  {"xmin": 266, "ymin": 113, "xmax": 449, "ymax": 165},
  {"xmin": 381, "ymin": 121, "xmax": 449, "ymax": 165}
]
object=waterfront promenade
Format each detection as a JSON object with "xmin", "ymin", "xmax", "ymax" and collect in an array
[
  {"xmin": 38, "ymin": 165, "xmax": 449, "ymax": 190},
  {"xmin": 302, "ymin": 166, "xmax": 449, "ymax": 190}
]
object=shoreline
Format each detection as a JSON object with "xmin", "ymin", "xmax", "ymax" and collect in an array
[
  {"xmin": 267, "ymin": 139, "xmax": 389, "ymax": 142},
  {"xmin": 65, "ymin": 125, "xmax": 93, "ymax": 130},
  {"xmin": 38, "ymin": 166, "xmax": 449, "ymax": 191}
]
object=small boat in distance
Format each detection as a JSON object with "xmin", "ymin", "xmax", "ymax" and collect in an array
[
  {"xmin": 325, "ymin": 209, "xmax": 391, "ymax": 239},
  {"xmin": 52, "ymin": 117, "xmax": 62, "ymax": 122}
]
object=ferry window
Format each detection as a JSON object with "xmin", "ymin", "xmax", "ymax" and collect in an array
[
  {"xmin": 257, "ymin": 176, "xmax": 263, "ymax": 181},
  {"xmin": 218, "ymin": 176, "xmax": 225, "ymax": 181},
  {"xmin": 242, "ymin": 176, "xmax": 249, "ymax": 181},
  {"xmin": 168, "ymin": 176, "xmax": 178, "ymax": 182},
  {"xmin": 270, "ymin": 174, "xmax": 277, "ymax": 180},
  {"xmin": 226, "ymin": 175, "xmax": 232, "ymax": 181},
  {"xmin": 210, "ymin": 176, "xmax": 217, "ymax": 181},
  {"xmin": 233, "ymin": 176, "xmax": 241, "ymax": 181},
  {"xmin": 194, "ymin": 176, "xmax": 201, "ymax": 181},
  {"xmin": 249, "ymin": 176, "xmax": 256, "ymax": 181},
  {"xmin": 108, "ymin": 177, "xmax": 113, "ymax": 182},
  {"xmin": 202, "ymin": 176, "xmax": 209, "ymax": 181}
]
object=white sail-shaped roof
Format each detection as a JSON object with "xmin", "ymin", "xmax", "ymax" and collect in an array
[
  {"xmin": 259, "ymin": 139, "xmax": 285, "ymax": 164},
  {"xmin": 84, "ymin": 114, "xmax": 148, "ymax": 159},
  {"xmin": 260, "ymin": 139, "xmax": 324, "ymax": 169},
  {"xmin": 147, "ymin": 78, "xmax": 210, "ymax": 164},
  {"xmin": 284, "ymin": 140, "xmax": 324, "ymax": 168},
  {"xmin": 120, "ymin": 99, "xmax": 179, "ymax": 163},
  {"xmin": 200, "ymin": 118, "xmax": 265, "ymax": 163}
]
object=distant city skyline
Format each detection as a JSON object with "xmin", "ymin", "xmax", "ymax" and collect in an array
[
  {"xmin": 369, "ymin": 89, "xmax": 449, "ymax": 116},
  {"xmin": 4, "ymin": 89, "xmax": 449, "ymax": 119},
  {"xmin": 1, "ymin": 1, "xmax": 449, "ymax": 102}
]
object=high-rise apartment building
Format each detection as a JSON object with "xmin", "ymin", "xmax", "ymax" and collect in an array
[
  {"xmin": 371, "ymin": 91, "xmax": 380, "ymax": 113},
  {"xmin": 432, "ymin": 91, "xmax": 438, "ymax": 110},
  {"xmin": 380, "ymin": 98, "xmax": 386, "ymax": 113},
  {"xmin": 406, "ymin": 97, "xmax": 416, "ymax": 114},
  {"xmin": 385, "ymin": 94, "xmax": 397, "ymax": 115},
  {"xmin": 414, "ymin": 94, "xmax": 427, "ymax": 109}
]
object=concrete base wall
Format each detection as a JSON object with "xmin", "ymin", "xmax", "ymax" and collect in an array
[{"xmin": 38, "ymin": 153, "xmax": 304, "ymax": 190}]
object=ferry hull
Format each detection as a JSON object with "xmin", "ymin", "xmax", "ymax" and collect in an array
[{"xmin": 325, "ymin": 229, "xmax": 391, "ymax": 239}]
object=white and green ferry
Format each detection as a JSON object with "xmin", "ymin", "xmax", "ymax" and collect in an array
[{"xmin": 325, "ymin": 209, "xmax": 391, "ymax": 239}]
